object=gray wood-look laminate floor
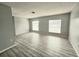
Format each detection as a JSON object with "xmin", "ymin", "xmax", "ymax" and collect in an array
[{"xmin": 0, "ymin": 32, "xmax": 78, "ymax": 57}]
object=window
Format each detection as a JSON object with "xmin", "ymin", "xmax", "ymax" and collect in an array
[
  {"xmin": 32, "ymin": 21, "xmax": 39, "ymax": 31},
  {"xmin": 49, "ymin": 20, "xmax": 61, "ymax": 33}
]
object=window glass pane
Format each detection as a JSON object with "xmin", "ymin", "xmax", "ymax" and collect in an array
[
  {"xmin": 49, "ymin": 20, "xmax": 61, "ymax": 33},
  {"xmin": 32, "ymin": 21, "xmax": 39, "ymax": 31}
]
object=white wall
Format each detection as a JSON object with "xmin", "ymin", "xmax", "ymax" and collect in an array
[
  {"xmin": 14, "ymin": 16, "xmax": 29, "ymax": 35},
  {"xmin": 69, "ymin": 3, "xmax": 79, "ymax": 56},
  {"xmin": 0, "ymin": 4, "xmax": 15, "ymax": 51}
]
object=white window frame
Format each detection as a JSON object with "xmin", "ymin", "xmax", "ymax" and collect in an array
[
  {"xmin": 32, "ymin": 20, "xmax": 39, "ymax": 31},
  {"xmin": 49, "ymin": 20, "xmax": 61, "ymax": 33}
]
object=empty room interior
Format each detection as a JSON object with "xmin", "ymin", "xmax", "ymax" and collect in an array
[{"xmin": 0, "ymin": 2, "xmax": 79, "ymax": 57}]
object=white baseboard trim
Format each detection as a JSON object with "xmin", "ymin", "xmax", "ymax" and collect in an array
[
  {"xmin": 69, "ymin": 39, "xmax": 79, "ymax": 57},
  {"xmin": 0, "ymin": 43, "xmax": 17, "ymax": 54},
  {"xmin": 16, "ymin": 32, "xmax": 29, "ymax": 37}
]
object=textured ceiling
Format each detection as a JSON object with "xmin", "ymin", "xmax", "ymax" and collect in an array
[{"xmin": 2, "ymin": 2, "xmax": 76, "ymax": 18}]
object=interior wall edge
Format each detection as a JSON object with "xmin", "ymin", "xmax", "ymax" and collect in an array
[
  {"xmin": 0, "ymin": 43, "xmax": 17, "ymax": 54},
  {"xmin": 69, "ymin": 39, "xmax": 79, "ymax": 56}
]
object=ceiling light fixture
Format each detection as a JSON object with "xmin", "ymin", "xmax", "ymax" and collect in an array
[{"xmin": 32, "ymin": 11, "xmax": 35, "ymax": 14}]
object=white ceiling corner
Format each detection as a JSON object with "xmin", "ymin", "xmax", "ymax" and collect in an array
[{"xmin": 2, "ymin": 2, "xmax": 76, "ymax": 18}]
